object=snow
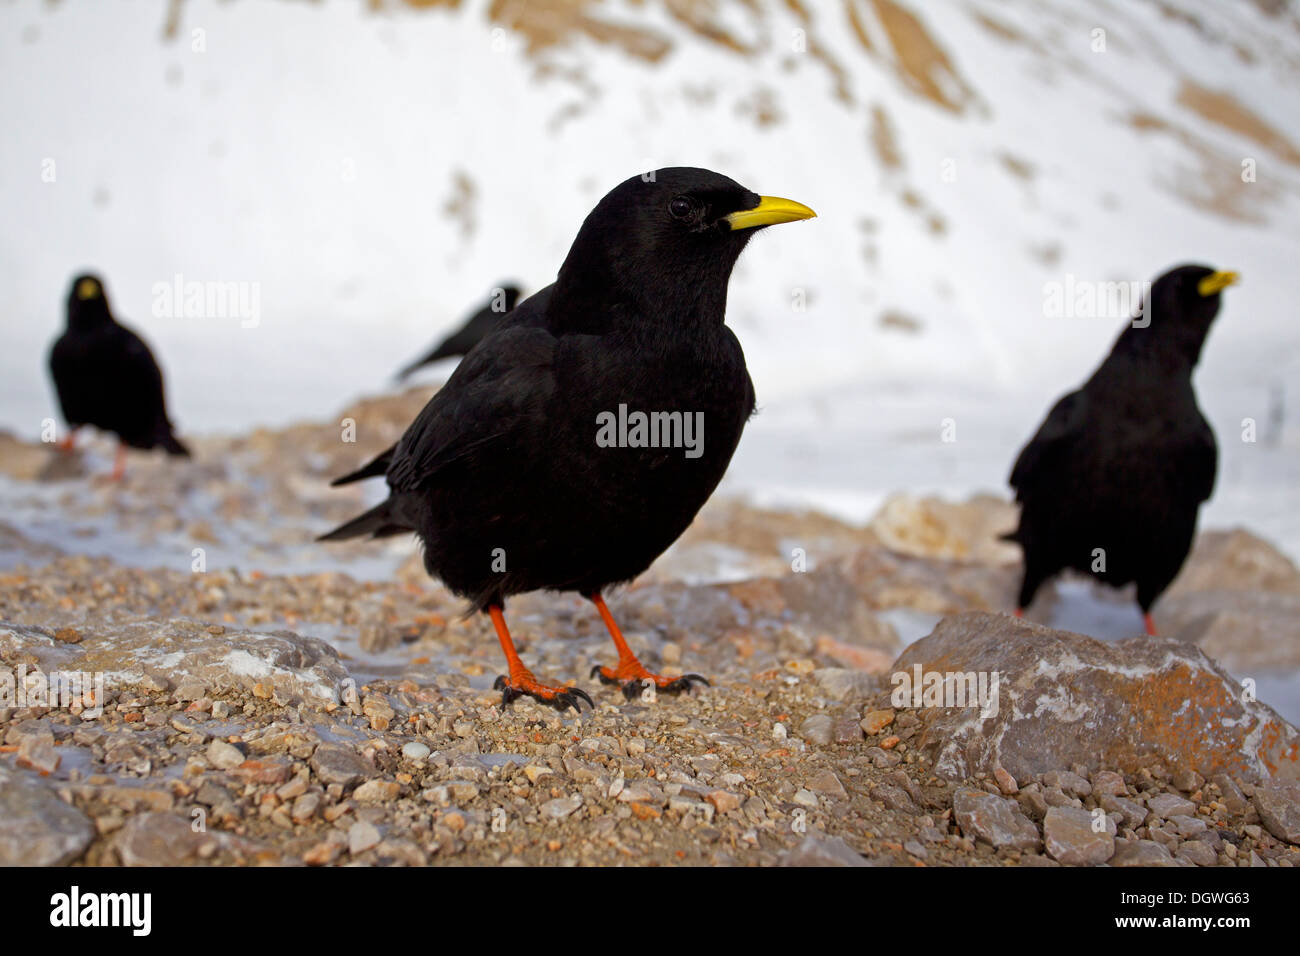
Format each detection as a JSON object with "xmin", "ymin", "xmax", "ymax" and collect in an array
[{"xmin": 2, "ymin": 0, "xmax": 1298, "ymax": 556}]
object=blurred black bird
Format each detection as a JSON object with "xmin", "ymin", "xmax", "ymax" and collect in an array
[
  {"xmin": 48, "ymin": 274, "xmax": 190, "ymax": 480},
  {"xmin": 1003, "ymin": 264, "xmax": 1238, "ymax": 635},
  {"xmin": 323, "ymin": 168, "xmax": 815, "ymax": 709},
  {"xmin": 395, "ymin": 284, "xmax": 522, "ymax": 380}
]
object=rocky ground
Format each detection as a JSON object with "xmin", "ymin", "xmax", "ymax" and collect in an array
[{"xmin": 1, "ymin": 389, "xmax": 1299, "ymax": 867}]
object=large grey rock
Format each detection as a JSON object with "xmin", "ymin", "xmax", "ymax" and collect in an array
[
  {"xmin": 1164, "ymin": 529, "xmax": 1300, "ymax": 598},
  {"xmin": 0, "ymin": 767, "xmax": 94, "ymax": 865},
  {"xmin": 1156, "ymin": 529, "xmax": 1300, "ymax": 670},
  {"xmin": 892, "ymin": 613, "xmax": 1300, "ymax": 783},
  {"xmin": 867, "ymin": 494, "xmax": 1021, "ymax": 566},
  {"xmin": 0, "ymin": 620, "xmax": 349, "ymax": 706},
  {"xmin": 953, "ymin": 787, "xmax": 1040, "ymax": 851},
  {"xmin": 1161, "ymin": 590, "xmax": 1300, "ymax": 671}
]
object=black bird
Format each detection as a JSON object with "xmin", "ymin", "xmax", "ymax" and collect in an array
[
  {"xmin": 322, "ymin": 168, "xmax": 815, "ymax": 709},
  {"xmin": 395, "ymin": 284, "xmax": 523, "ymax": 380},
  {"xmin": 48, "ymin": 274, "xmax": 190, "ymax": 479},
  {"xmin": 1003, "ymin": 264, "xmax": 1238, "ymax": 634}
]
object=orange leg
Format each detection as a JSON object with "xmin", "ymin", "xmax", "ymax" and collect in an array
[
  {"xmin": 110, "ymin": 443, "xmax": 127, "ymax": 481},
  {"xmin": 1012, "ymin": 607, "xmax": 1024, "ymax": 619},
  {"xmin": 1143, "ymin": 613, "xmax": 1157, "ymax": 637},
  {"xmin": 588, "ymin": 593, "xmax": 708, "ymax": 699},
  {"xmin": 57, "ymin": 427, "xmax": 79, "ymax": 453},
  {"xmin": 488, "ymin": 605, "xmax": 591, "ymax": 712}
]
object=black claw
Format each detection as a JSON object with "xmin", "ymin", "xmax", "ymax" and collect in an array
[
  {"xmin": 658, "ymin": 673, "xmax": 711, "ymax": 695},
  {"xmin": 494, "ymin": 674, "xmax": 593, "ymax": 714},
  {"xmin": 616, "ymin": 673, "xmax": 713, "ymax": 699},
  {"xmin": 568, "ymin": 687, "xmax": 595, "ymax": 711},
  {"xmin": 590, "ymin": 666, "xmax": 620, "ymax": 686}
]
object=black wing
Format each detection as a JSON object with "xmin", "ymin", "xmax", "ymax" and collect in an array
[
  {"xmin": 336, "ymin": 285, "xmax": 555, "ymax": 486},
  {"xmin": 1008, "ymin": 389, "xmax": 1088, "ymax": 496},
  {"xmin": 1181, "ymin": 414, "xmax": 1218, "ymax": 504},
  {"xmin": 386, "ymin": 324, "xmax": 559, "ymax": 491}
]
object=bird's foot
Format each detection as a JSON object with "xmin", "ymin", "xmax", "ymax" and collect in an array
[
  {"xmin": 493, "ymin": 672, "xmax": 593, "ymax": 713},
  {"xmin": 1143, "ymin": 614, "xmax": 1158, "ymax": 637},
  {"xmin": 590, "ymin": 662, "xmax": 710, "ymax": 700}
]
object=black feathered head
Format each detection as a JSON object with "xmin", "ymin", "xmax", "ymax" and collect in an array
[
  {"xmin": 1123, "ymin": 261, "xmax": 1232, "ymax": 366},
  {"xmin": 552, "ymin": 167, "xmax": 814, "ymax": 328},
  {"xmin": 67, "ymin": 273, "xmax": 113, "ymax": 329}
]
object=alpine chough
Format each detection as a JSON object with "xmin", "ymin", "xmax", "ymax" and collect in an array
[
  {"xmin": 48, "ymin": 274, "xmax": 190, "ymax": 480},
  {"xmin": 395, "ymin": 284, "xmax": 522, "ymax": 380},
  {"xmin": 1003, "ymin": 264, "xmax": 1238, "ymax": 634},
  {"xmin": 322, "ymin": 168, "xmax": 815, "ymax": 710}
]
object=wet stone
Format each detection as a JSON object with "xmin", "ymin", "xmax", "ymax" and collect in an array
[
  {"xmin": 806, "ymin": 770, "xmax": 847, "ymax": 799},
  {"xmin": 1176, "ymin": 841, "xmax": 1219, "ymax": 866},
  {"xmin": 1148, "ymin": 793, "xmax": 1196, "ymax": 820},
  {"xmin": 1252, "ymin": 782, "xmax": 1300, "ymax": 845},
  {"xmin": 798, "ymin": 714, "xmax": 833, "ymax": 746},
  {"xmin": 206, "ymin": 739, "xmax": 245, "ymax": 770},
  {"xmin": 348, "ymin": 821, "xmax": 382, "ymax": 855},
  {"xmin": 1042, "ymin": 770, "xmax": 1091, "ymax": 797},
  {"xmin": 1043, "ymin": 806, "xmax": 1115, "ymax": 866},
  {"xmin": 1100, "ymin": 794, "xmax": 1146, "ymax": 830},
  {"xmin": 0, "ymin": 768, "xmax": 94, "ymax": 866},
  {"xmin": 401, "ymin": 741, "xmax": 431, "ymax": 762},
  {"xmin": 778, "ymin": 833, "xmax": 870, "ymax": 867},
  {"xmin": 953, "ymin": 788, "xmax": 1040, "ymax": 851},
  {"xmin": 310, "ymin": 743, "xmax": 375, "ymax": 787},
  {"xmin": 1111, "ymin": 839, "xmax": 1179, "ymax": 867},
  {"xmin": 353, "ymin": 780, "xmax": 400, "ymax": 803},
  {"xmin": 541, "ymin": 796, "xmax": 582, "ymax": 820},
  {"xmin": 1090, "ymin": 770, "xmax": 1127, "ymax": 797},
  {"xmin": 813, "ymin": 669, "xmax": 875, "ymax": 702},
  {"xmin": 860, "ymin": 709, "xmax": 896, "ymax": 736}
]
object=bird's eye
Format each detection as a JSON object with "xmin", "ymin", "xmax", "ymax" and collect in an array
[{"xmin": 668, "ymin": 197, "xmax": 693, "ymax": 220}]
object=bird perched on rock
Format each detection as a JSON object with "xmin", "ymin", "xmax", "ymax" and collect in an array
[
  {"xmin": 48, "ymin": 274, "xmax": 190, "ymax": 480},
  {"xmin": 323, "ymin": 168, "xmax": 815, "ymax": 710},
  {"xmin": 1003, "ymin": 264, "xmax": 1238, "ymax": 635},
  {"xmin": 395, "ymin": 284, "xmax": 522, "ymax": 380}
]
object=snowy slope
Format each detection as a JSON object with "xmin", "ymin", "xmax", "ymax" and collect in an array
[{"xmin": 2, "ymin": 0, "xmax": 1299, "ymax": 546}]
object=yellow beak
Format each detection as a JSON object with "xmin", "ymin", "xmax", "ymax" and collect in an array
[
  {"xmin": 725, "ymin": 195, "xmax": 817, "ymax": 231},
  {"xmin": 1197, "ymin": 270, "xmax": 1239, "ymax": 297},
  {"xmin": 76, "ymin": 279, "xmax": 100, "ymax": 300}
]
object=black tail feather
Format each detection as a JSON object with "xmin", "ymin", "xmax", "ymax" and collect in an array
[
  {"xmin": 330, "ymin": 445, "xmax": 394, "ymax": 486},
  {"xmin": 395, "ymin": 346, "xmax": 455, "ymax": 382},
  {"xmin": 317, "ymin": 498, "xmax": 409, "ymax": 542},
  {"xmin": 159, "ymin": 431, "xmax": 190, "ymax": 458}
]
